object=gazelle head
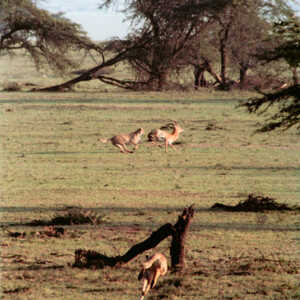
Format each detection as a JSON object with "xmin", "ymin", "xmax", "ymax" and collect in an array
[
  {"xmin": 160, "ymin": 121, "xmax": 182, "ymax": 129},
  {"xmin": 171, "ymin": 121, "xmax": 184, "ymax": 133},
  {"xmin": 160, "ymin": 121, "xmax": 184, "ymax": 133}
]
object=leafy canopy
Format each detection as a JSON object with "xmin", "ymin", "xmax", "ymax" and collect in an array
[
  {"xmin": 241, "ymin": 17, "xmax": 300, "ymax": 132},
  {"xmin": 0, "ymin": 0, "xmax": 100, "ymax": 72}
]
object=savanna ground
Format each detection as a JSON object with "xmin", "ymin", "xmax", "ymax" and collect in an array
[{"xmin": 0, "ymin": 52, "xmax": 300, "ymax": 299}]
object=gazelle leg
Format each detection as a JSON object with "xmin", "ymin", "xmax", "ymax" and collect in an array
[
  {"xmin": 115, "ymin": 144, "xmax": 126, "ymax": 153},
  {"xmin": 169, "ymin": 143, "xmax": 176, "ymax": 150},
  {"xmin": 142, "ymin": 279, "xmax": 151, "ymax": 298},
  {"xmin": 122, "ymin": 144, "xmax": 134, "ymax": 153},
  {"xmin": 151, "ymin": 141, "xmax": 161, "ymax": 147},
  {"xmin": 151, "ymin": 272, "xmax": 160, "ymax": 289}
]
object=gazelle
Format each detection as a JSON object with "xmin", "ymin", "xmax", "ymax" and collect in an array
[
  {"xmin": 138, "ymin": 253, "xmax": 168, "ymax": 300},
  {"xmin": 147, "ymin": 121, "xmax": 184, "ymax": 152}
]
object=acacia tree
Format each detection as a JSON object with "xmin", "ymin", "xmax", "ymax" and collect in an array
[
  {"xmin": 264, "ymin": 18, "xmax": 300, "ymax": 85},
  {"xmin": 185, "ymin": 0, "xmax": 296, "ymax": 90},
  {"xmin": 99, "ymin": 0, "xmax": 230, "ymax": 90},
  {"xmin": 35, "ymin": 0, "xmax": 231, "ymax": 92},
  {"xmin": 228, "ymin": 0, "xmax": 297, "ymax": 89},
  {"xmin": 241, "ymin": 17, "xmax": 300, "ymax": 132},
  {"xmin": 0, "ymin": 0, "xmax": 101, "ymax": 74}
]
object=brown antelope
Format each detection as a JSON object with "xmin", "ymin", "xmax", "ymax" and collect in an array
[
  {"xmin": 99, "ymin": 128, "xmax": 144, "ymax": 153},
  {"xmin": 138, "ymin": 253, "xmax": 168, "ymax": 300},
  {"xmin": 147, "ymin": 121, "xmax": 184, "ymax": 152}
]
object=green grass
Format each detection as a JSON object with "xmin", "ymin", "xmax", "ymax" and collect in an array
[
  {"xmin": 1, "ymin": 53, "xmax": 300, "ymax": 299},
  {"xmin": 1, "ymin": 95, "xmax": 299, "ymax": 209}
]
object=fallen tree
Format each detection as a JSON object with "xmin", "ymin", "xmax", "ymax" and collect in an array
[
  {"xmin": 73, "ymin": 205, "xmax": 194, "ymax": 271},
  {"xmin": 32, "ymin": 39, "xmax": 151, "ymax": 92},
  {"xmin": 33, "ymin": 48, "xmax": 132, "ymax": 92}
]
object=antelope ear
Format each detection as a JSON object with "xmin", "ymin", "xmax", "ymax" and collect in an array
[{"xmin": 164, "ymin": 122, "xmax": 175, "ymax": 128}]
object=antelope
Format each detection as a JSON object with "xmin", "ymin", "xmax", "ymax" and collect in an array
[
  {"xmin": 138, "ymin": 253, "xmax": 168, "ymax": 300},
  {"xmin": 99, "ymin": 128, "xmax": 144, "ymax": 153},
  {"xmin": 147, "ymin": 121, "xmax": 184, "ymax": 152}
]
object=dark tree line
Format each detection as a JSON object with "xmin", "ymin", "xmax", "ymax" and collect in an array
[
  {"xmin": 240, "ymin": 18, "xmax": 300, "ymax": 132},
  {"xmin": 1, "ymin": 0, "xmax": 299, "ymax": 130},
  {"xmin": 98, "ymin": 0, "xmax": 297, "ymax": 91},
  {"xmin": 2, "ymin": 0, "xmax": 297, "ymax": 91}
]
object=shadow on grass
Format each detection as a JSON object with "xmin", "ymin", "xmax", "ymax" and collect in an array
[
  {"xmin": 0, "ymin": 205, "xmax": 187, "ymax": 213},
  {"xmin": 14, "ymin": 264, "xmax": 65, "ymax": 271},
  {"xmin": 0, "ymin": 98, "xmax": 240, "ymax": 105},
  {"xmin": 1, "ymin": 195, "xmax": 299, "ymax": 232},
  {"xmin": 1, "ymin": 218, "xmax": 299, "ymax": 233},
  {"xmin": 82, "ymin": 287, "xmax": 124, "ymax": 293}
]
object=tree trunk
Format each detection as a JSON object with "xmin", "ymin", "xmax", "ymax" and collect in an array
[
  {"xmin": 170, "ymin": 205, "xmax": 194, "ymax": 271},
  {"xmin": 158, "ymin": 71, "xmax": 168, "ymax": 90},
  {"xmin": 220, "ymin": 39, "xmax": 227, "ymax": 87},
  {"xmin": 147, "ymin": 72, "xmax": 168, "ymax": 91},
  {"xmin": 193, "ymin": 65, "xmax": 207, "ymax": 89},
  {"xmin": 217, "ymin": 7, "xmax": 234, "ymax": 90},
  {"xmin": 291, "ymin": 66, "xmax": 299, "ymax": 85},
  {"xmin": 239, "ymin": 66, "xmax": 248, "ymax": 89},
  {"xmin": 73, "ymin": 205, "xmax": 195, "ymax": 271},
  {"xmin": 201, "ymin": 57, "xmax": 222, "ymax": 85}
]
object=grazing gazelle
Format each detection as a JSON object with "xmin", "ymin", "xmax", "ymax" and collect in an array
[
  {"xmin": 100, "ymin": 128, "xmax": 144, "ymax": 153},
  {"xmin": 138, "ymin": 253, "xmax": 168, "ymax": 300},
  {"xmin": 147, "ymin": 121, "xmax": 184, "ymax": 152}
]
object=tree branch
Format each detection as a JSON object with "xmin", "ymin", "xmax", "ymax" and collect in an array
[{"xmin": 73, "ymin": 205, "xmax": 195, "ymax": 271}]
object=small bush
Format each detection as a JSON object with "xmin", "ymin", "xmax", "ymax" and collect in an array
[
  {"xmin": 2, "ymin": 81, "xmax": 22, "ymax": 92},
  {"xmin": 29, "ymin": 208, "xmax": 104, "ymax": 226},
  {"xmin": 211, "ymin": 194, "xmax": 296, "ymax": 212}
]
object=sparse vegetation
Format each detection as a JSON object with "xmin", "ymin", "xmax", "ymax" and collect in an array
[
  {"xmin": 211, "ymin": 193, "xmax": 299, "ymax": 212},
  {"xmin": 2, "ymin": 81, "xmax": 21, "ymax": 92},
  {"xmin": 28, "ymin": 208, "xmax": 104, "ymax": 226},
  {"xmin": 0, "ymin": 50, "xmax": 299, "ymax": 299}
]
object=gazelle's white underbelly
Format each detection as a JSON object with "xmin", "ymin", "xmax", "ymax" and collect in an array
[
  {"xmin": 157, "ymin": 131, "xmax": 167, "ymax": 141},
  {"xmin": 156, "ymin": 131, "xmax": 175, "ymax": 144}
]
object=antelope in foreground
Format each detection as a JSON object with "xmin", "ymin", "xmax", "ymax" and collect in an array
[
  {"xmin": 147, "ymin": 121, "xmax": 184, "ymax": 152},
  {"xmin": 138, "ymin": 253, "xmax": 168, "ymax": 300},
  {"xmin": 99, "ymin": 128, "xmax": 144, "ymax": 153}
]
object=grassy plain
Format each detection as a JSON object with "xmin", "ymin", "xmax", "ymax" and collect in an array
[{"xmin": 0, "ymin": 53, "xmax": 300, "ymax": 299}]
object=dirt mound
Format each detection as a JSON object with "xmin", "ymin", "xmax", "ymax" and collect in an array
[{"xmin": 210, "ymin": 194, "xmax": 296, "ymax": 212}]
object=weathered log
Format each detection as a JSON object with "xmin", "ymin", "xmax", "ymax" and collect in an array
[
  {"xmin": 120, "ymin": 223, "xmax": 175, "ymax": 264},
  {"xmin": 73, "ymin": 206, "xmax": 195, "ymax": 271},
  {"xmin": 73, "ymin": 223, "xmax": 174, "ymax": 268}
]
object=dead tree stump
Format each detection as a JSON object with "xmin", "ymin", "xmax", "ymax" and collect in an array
[
  {"xmin": 170, "ymin": 205, "xmax": 194, "ymax": 271},
  {"xmin": 73, "ymin": 205, "xmax": 195, "ymax": 271}
]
